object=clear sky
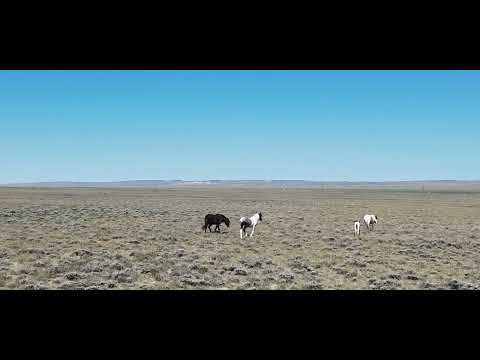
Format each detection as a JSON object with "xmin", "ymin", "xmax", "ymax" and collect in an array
[{"xmin": 1, "ymin": 70, "xmax": 479, "ymax": 183}]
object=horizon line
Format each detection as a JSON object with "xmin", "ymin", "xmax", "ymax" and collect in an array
[{"xmin": 2, "ymin": 178, "xmax": 480, "ymax": 186}]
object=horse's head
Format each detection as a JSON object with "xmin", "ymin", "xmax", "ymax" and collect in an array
[
  {"xmin": 258, "ymin": 212, "xmax": 263, "ymax": 221},
  {"xmin": 224, "ymin": 217, "xmax": 230, "ymax": 227}
]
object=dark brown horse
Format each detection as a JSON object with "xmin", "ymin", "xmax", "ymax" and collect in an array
[{"xmin": 202, "ymin": 214, "xmax": 230, "ymax": 233}]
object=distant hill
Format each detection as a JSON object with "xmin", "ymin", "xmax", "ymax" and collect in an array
[{"xmin": 3, "ymin": 179, "xmax": 480, "ymax": 191}]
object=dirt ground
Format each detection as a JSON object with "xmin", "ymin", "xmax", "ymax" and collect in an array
[{"xmin": 1, "ymin": 187, "xmax": 479, "ymax": 289}]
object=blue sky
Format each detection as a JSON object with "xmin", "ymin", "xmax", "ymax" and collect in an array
[{"xmin": 1, "ymin": 70, "xmax": 479, "ymax": 183}]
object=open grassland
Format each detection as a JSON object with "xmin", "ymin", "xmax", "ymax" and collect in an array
[{"xmin": 1, "ymin": 187, "xmax": 480, "ymax": 289}]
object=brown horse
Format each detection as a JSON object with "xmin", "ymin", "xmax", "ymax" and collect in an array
[{"xmin": 202, "ymin": 214, "xmax": 230, "ymax": 233}]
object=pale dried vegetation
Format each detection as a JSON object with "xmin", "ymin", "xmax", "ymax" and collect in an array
[{"xmin": 1, "ymin": 187, "xmax": 479, "ymax": 289}]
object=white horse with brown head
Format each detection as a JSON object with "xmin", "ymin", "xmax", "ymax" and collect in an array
[{"xmin": 240, "ymin": 212, "xmax": 262, "ymax": 238}]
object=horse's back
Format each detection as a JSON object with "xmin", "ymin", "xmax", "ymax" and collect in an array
[
  {"xmin": 205, "ymin": 213, "xmax": 216, "ymax": 222},
  {"xmin": 240, "ymin": 217, "xmax": 252, "ymax": 227}
]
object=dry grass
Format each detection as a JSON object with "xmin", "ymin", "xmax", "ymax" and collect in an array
[{"xmin": 1, "ymin": 187, "xmax": 480, "ymax": 289}]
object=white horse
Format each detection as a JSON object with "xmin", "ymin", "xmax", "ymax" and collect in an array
[
  {"xmin": 354, "ymin": 221, "xmax": 361, "ymax": 236},
  {"xmin": 240, "ymin": 212, "xmax": 262, "ymax": 239},
  {"xmin": 363, "ymin": 214, "xmax": 378, "ymax": 231}
]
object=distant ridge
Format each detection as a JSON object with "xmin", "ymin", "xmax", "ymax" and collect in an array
[{"xmin": 3, "ymin": 180, "xmax": 480, "ymax": 191}]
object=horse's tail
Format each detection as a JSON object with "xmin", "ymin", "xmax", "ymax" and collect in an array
[{"xmin": 201, "ymin": 224, "xmax": 207, "ymax": 230}]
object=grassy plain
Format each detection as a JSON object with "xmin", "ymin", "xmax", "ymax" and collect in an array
[{"xmin": 1, "ymin": 187, "xmax": 479, "ymax": 289}]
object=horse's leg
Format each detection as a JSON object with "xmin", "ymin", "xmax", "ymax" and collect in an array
[
  {"xmin": 240, "ymin": 227, "xmax": 243, "ymax": 239},
  {"xmin": 250, "ymin": 224, "xmax": 256, "ymax": 237},
  {"xmin": 208, "ymin": 225, "xmax": 212, "ymax": 232}
]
